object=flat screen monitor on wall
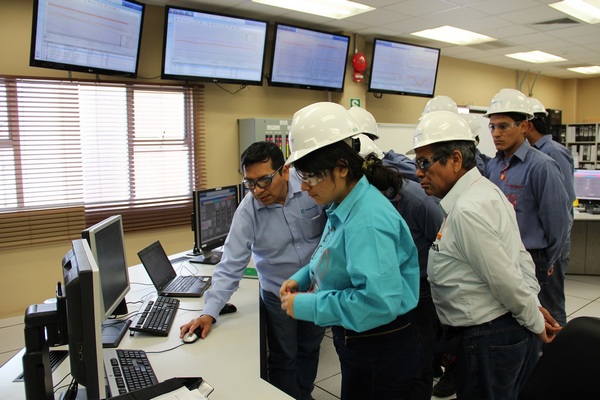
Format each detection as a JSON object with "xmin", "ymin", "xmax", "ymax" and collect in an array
[
  {"xmin": 574, "ymin": 169, "xmax": 600, "ymax": 211},
  {"xmin": 161, "ymin": 6, "xmax": 268, "ymax": 85},
  {"xmin": 82, "ymin": 215, "xmax": 131, "ymax": 348},
  {"xmin": 368, "ymin": 38, "xmax": 440, "ymax": 98},
  {"xmin": 268, "ymin": 23, "xmax": 350, "ymax": 92},
  {"xmin": 190, "ymin": 185, "xmax": 239, "ymax": 264},
  {"xmin": 30, "ymin": 0, "xmax": 145, "ymax": 77}
]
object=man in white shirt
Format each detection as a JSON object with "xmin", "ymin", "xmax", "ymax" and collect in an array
[{"xmin": 410, "ymin": 111, "xmax": 561, "ymax": 400}]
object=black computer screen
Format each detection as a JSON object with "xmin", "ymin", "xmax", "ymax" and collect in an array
[{"xmin": 191, "ymin": 185, "xmax": 239, "ymax": 264}]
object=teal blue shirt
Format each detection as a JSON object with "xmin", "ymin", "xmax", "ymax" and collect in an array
[{"xmin": 290, "ymin": 176, "xmax": 419, "ymax": 332}]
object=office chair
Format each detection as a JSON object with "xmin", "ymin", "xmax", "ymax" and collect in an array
[{"xmin": 519, "ymin": 316, "xmax": 600, "ymax": 400}]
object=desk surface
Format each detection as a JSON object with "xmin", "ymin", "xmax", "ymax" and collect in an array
[
  {"xmin": 0, "ymin": 255, "xmax": 292, "ymax": 400},
  {"xmin": 574, "ymin": 209, "xmax": 600, "ymax": 221}
]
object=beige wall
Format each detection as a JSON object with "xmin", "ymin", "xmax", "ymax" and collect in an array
[{"xmin": 1, "ymin": 0, "xmax": 599, "ymax": 318}]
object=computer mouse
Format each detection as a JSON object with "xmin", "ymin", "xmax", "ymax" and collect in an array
[
  {"xmin": 182, "ymin": 327, "xmax": 202, "ymax": 344},
  {"xmin": 219, "ymin": 303, "xmax": 237, "ymax": 315}
]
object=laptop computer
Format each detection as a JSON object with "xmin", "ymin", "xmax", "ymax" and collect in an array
[{"xmin": 137, "ymin": 240, "xmax": 211, "ymax": 297}]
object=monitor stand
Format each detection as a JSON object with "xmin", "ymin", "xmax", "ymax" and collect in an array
[
  {"xmin": 102, "ymin": 319, "xmax": 131, "ymax": 348},
  {"xmin": 189, "ymin": 249, "xmax": 222, "ymax": 265}
]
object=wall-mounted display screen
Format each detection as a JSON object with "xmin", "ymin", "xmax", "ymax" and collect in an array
[
  {"xmin": 368, "ymin": 38, "xmax": 440, "ymax": 98},
  {"xmin": 30, "ymin": 0, "xmax": 145, "ymax": 77},
  {"xmin": 162, "ymin": 6, "xmax": 268, "ymax": 85},
  {"xmin": 269, "ymin": 23, "xmax": 350, "ymax": 92}
]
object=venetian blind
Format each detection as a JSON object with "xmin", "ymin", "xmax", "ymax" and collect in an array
[{"xmin": 0, "ymin": 77, "xmax": 205, "ymax": 249}]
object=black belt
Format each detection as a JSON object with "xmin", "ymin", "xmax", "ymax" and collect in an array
[
  {"xmin": 332, "ymin": 311, "xmax": 412, "ymax": 340},
  {"xmin": 444, "ymin": 312, "xmax": 513, "ymax": 334}
]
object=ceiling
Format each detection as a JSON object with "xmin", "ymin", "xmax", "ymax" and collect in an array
[{"xmin": 140, "ymin": 0, "xmax": 600, "ymax": 80}]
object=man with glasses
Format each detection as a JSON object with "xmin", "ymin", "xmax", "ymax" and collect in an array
[
  {"xmin": 483, "ymin": 89, "xmax": 570, "ymax": 298},
  {"xmin": 412, "ymin": 110, "xmax": 561, "ymax": 400},
  {"xmin": 180, "ymin": 141, "xmax": 326, "ymax": 400}
]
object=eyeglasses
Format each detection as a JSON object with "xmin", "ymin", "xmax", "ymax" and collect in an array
[
  {"xmin": 415, "ymin": 155, "xmax": 443, "ymax": 172},
  {"xmin": 488, "ymin": 121, "xmax": 523, "ymax": 132},
  {"xmin": 296, "ymin": 170, "xmax": 327, "ymax": 187},
  {"xmin": 242, "ymin": 166, "xmax": 282, "ymax": 190}
]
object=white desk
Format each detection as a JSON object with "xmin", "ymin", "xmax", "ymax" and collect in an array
[{"xmin": 0, "ymin": 256, "xmax": 292, "ymax": 400}]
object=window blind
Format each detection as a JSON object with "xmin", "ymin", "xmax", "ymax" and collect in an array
[{"xmin": 0, "ymin": 77, "xmax": 205, "ymax": 249}]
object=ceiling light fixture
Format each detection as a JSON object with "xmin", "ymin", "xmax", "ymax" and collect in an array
[
  {"xmin": 549, "ymin": 0, "xmax": 600, "ymax": 24},
  {"xmin": 505, "ymin": 50, "xmax": 567, "ymax": 63},
  {"xmin": 568, "ymin": 65, "xmax": 600, "ymax": 74},
  {"xmin": 252, "ymin": 0, "xmax": 375, "ymax": 19},
  {"xmin": 411, "ymin": 25, "xmax": 496, "ymax": 45}
]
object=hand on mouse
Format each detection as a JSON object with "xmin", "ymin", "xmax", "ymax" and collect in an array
[{"xmin": 179, "ymin": 314, "xmax": 215, "ymax": 340}]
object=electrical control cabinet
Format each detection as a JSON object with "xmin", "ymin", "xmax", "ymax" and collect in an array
[{"xmin": 238, "ymin": 118, "xmax": 292, "ymax": 162}]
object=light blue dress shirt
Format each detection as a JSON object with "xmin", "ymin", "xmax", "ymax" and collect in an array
[
  {"xmin": 290, "ymin": 176, "xmax": 420, "ymax": 332},
  {"xmin": 485, "ymin": 140, "xmax": 571, "ymax": 265},
  {"xmin": 202, "ymin": 171, "xmax": 326, "ymax": 319}
]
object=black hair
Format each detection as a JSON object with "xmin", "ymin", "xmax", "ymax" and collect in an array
[
  {"xmin": 531, "ymin": 114, "xmax": 549, "ymax": 135},
  {"xmin": 293, "ymin": 140, "xmax": 404, "ymax": 198},
  {"xmin": 240, "ymin": 141, "xmax": 285, "ymax": 171},
  {"xmin": 432, "ymin": 140, "xmax": 477, "ymax": 170}
]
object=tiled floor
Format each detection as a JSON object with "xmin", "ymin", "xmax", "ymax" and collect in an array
[{"xmin": 2, "ymin": 275, "xmax": 600, "ymax": 399}]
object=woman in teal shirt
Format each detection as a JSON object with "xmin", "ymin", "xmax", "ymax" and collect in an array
[{"xmin": 280, "ymin": 102, "xmax": 420, "ymax": 400}]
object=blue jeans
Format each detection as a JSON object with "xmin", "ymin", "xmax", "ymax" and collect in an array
[
  {"xmin": 409, "ymin": 278, "xmax": 438, "ymax": 400},
  {"xmin": 452, "ymin": 313, "xmax": 540, "ymax": 400},
  {"xmin": 260, "ymin": 288, "xmax": 325, "ymax": 400},
  {"xmin": 538, "ymin": 234, "xmax": 570, "ymax": 327},
  {"xmin": 332, "ymin": 313, "xmax": 419, "ymax": 400}
]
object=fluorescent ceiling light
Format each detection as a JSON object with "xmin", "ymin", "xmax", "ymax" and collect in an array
[
  {"xmin": 549, "ymin": 0, "xmax": 600, "ymax": 24},
  {"xmin": 568, "ymin": 65, "xmax": 600, "ymax": 74},
  {"xmin": 252, "ymin": 0, "xmax": 375, "ymax": 19},
  {"xmin": 505, "ymin": 50, "xmax": 567, "ymax": 63},
  {"xmin": 411, "ymin": 25, "xmax": 496, "ymax": 45}
]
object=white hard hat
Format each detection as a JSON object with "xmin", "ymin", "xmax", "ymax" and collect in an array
[
  {"xmin": 461, "ymin": 114, "xmax": 481, "ymax": 139},
  {"xmin": 422, "ymin": 95, "xmax": 458, "ymax": 115},
  {"xmin": 354, "ymin": 134, "xmax": 384, "ymax": 159},
  {"xmin": 527, "ymin": 97, "xmax": 548, "ymax": 116},
  {"xmin": 348, "ymin": 106, "xmax": 379, "ymax": 140},
  {"xmin": 408, "ymin": 110, "xmax": 475, "ymax": 154},
  {"xmin": 484, "ymin": 88, "xmax": 534, "ymax": 119},
  {"xmin": 286, "ymin": 102, "xmax": 361, "ymax": 165}
]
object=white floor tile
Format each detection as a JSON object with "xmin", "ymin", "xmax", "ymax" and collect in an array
[
  {"xmin": 315, "ymin": 336, "xmax": 340, "ymax": 383},
  {"xmin": 565, "ymin": 274, "xmax": 600, "ymax": 285},
  {"xmin": 315, "ymin": 373, "xmax": 342, "ymax": 398},
  {"xmin": 564, "ymin": 279, "xmax": 600, "ymax": 300},
  {"xmin": 569, "ymin": 300, "xmax": 600, "ymax": 320},
  {"xmin": 566, "ymin": 295, "xmax": 595, "ymax": 316}
]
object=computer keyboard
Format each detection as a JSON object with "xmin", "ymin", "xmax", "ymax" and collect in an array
[
  {"xmin": 104, "ymin": 349, "xmax": 159, "ymax": 396},
  {"xmin": 164, "ymin": 276, "xmax": 199, "ymax": 292},
  {"xmin": 129, "ymin": 294, "xmax": 179, "ymax": 336}
]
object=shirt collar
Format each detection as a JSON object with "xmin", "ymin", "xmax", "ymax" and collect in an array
[
  {"xmin": 440, "ymin": 167, "xmax": 482, "ymax": 215},
  {"xmin": 326, "ymin": 176, "xmax": 369, "ymax": 226}
]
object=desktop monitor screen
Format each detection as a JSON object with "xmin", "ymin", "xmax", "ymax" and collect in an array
[
  {"xmin": 191, "ymin": 185, "xmax": 239, "ymax": 264},
  {"xmin": 30, "ymin": 0, "xmax": 145, "ymax": 78},
  {"xmin": 62, "ymin": 239, "xmax": 106, "ymax": 399},
  {"xmin": 82, "ymin": 215, "xmax": 131, "ymax": 347},
  {"xmin": 268, "ymin": 23, "xmax": 350, "ymax": 92},
  {"xmin": 574, "ymin": 169, "xmax": 600, "ymax": 209},
  {"xmin": 368, "ymin": 38, "xmax": 440, "ymax": 98},
  {"xmin": 161, "ymin": 6, "xmax": 268, "ymax": 85}
]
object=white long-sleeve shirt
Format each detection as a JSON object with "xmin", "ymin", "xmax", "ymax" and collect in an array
[{"xmin": 428, "ymin": 168, "xmax": 544, "ymax": 335}]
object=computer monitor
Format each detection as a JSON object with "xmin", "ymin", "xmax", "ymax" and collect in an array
[
  {"xmin": 368, "ymin": 38, "xmax": 440, "ymax": 98},
  {"xmin": 161, "ymin": 5, "xmax": 268, "ymax": 85},
  {"xmin": 190, "ymin": 185, "xmax": 239, "ymax": 264},
  {"xmin": 30, "ymin": 0, "xmax": 145, "ymax": 78},
  {"xmin": 62, "ymin": 239, "xmax": 106, "ymax": 399},
  {"xmin": 82, "ymin": 215, "xmax": 131, "ymax": 347},
  {"xmin": 574, "ymin": 169, "xmax": 600, "ymax": 211},
  {"xmin": 268, "ymin": 23, "xmax": 350, "ymax": 92}
]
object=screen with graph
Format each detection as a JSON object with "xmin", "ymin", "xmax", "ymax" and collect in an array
[
  {"xmin": 368, "ymin": 38, "xmax": 440, "ymax": 98},
  {"xmin": 30, "ymin": 0, "xmax": 145, "ymax": 77},
  {"xmin": 161, "ymin": 6, "xmax": 268, "ymax": 85},
  {"xmin": 268, "ymin": 23, "xmax": 350, "ymax": 92}
]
